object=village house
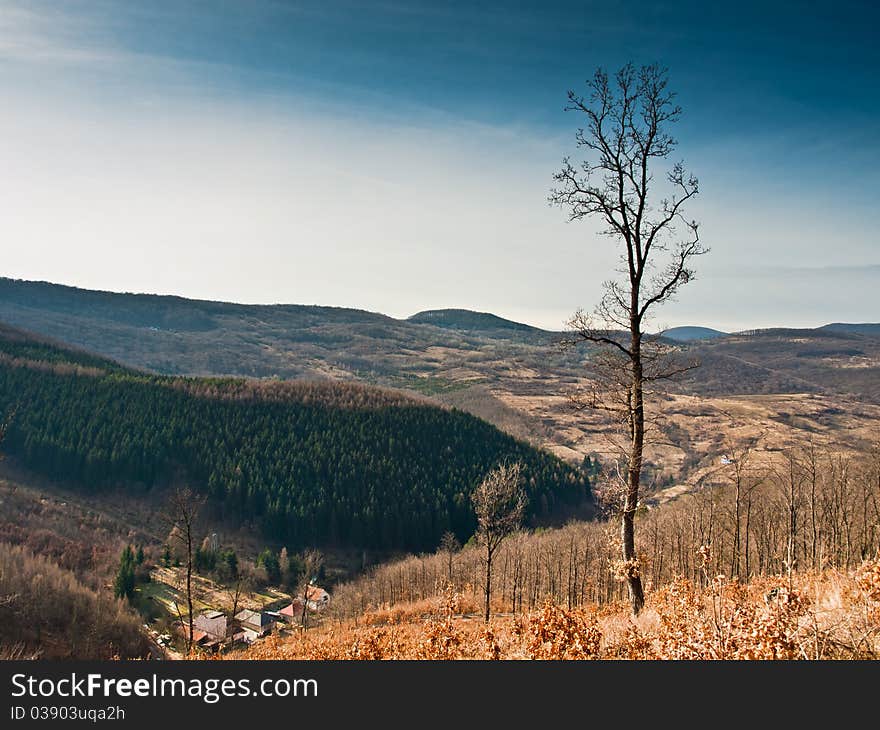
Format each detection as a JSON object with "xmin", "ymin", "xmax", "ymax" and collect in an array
[
  {"xmin": 175, "ymin": 610, "xmax": 232, "ymax": 651},
  {"xmin": 305, "ymin": 585, "xmax": 330, "ymax": 610},
  {"xmin": 234, "ymin": 609, "xmax": 275, "ymax": 642},
  {"xmin": 181, "ymin": 625, "xmax": 209, "ymax": 645},
  {"xmin": 279, "ymin": 585, "xmax": 330, "ymax": 622},
  {"xmin": 193, "ymin": 610, "xmax": 227, "ymax": 642}
]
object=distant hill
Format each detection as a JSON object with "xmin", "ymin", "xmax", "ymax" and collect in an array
[
  {"xmin": 0, "ymin": 276, "xmax": 393, "ymax": 331},
  {"xmin": 0, "ymin": 277, "xmax": 565, "ymax": 382},
  {"xmin": 660, "ymin": 326, "xmax": 727, "ymax": 342},
  {"xmin": 2, "ymin": 276, "xmax": 879, "ymax": 411},
  {"xmin": 819, "ymin": 323, "xmax": 880, "ymax": 337},
  {"xmin": 409, "ymin": 309, "xmax": 544, "ymax": 335},
  {"xmin": 0, "ymin": 323, "xmax": 592, "ymax": 551},
  {"xmin": 679, "ymin": 326, "xmax": 880, "ymax": 402}
]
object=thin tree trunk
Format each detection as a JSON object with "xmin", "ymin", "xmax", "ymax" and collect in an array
[
  {"xmin": 623, "ymin": 341, "xmax": 646, "ymax": 615},
  {"xmin": 484, "ymin": 547, "xmax": 492, "ymax": 622},
  {"xmin": 185, "ymin": 523, "xmax": 194, "ymax": 653}
]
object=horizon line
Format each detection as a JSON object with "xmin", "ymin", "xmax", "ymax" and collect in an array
[{"xmin": 1, "ymin": 274, "xmax": 877, "ymax": 335}]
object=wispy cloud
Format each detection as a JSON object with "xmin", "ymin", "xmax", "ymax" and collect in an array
[
  {"xmin": 0, "ymin": 1, "xmax": 875, "ymax": 330},
  {"xmin": 0, "ymin": 2, "xmax": 119, "ymax": 66}
]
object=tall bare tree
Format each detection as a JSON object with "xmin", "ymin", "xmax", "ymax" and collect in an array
[
  {"xmin": 164, "ymin": 486, "xmax": 205, "ymax": 653},
  {"xmin": 550, "ymin": 63, "xmax": 707, "ymax": 614},
  {"xmin": 720, "ymin": 438, "xmax": 767, "ymax": 579},
  {"xmin": 472, "ymin": 463, "xmax": 527, "ymax": 622},
  {"xmin": 297, "ymin": 549, "xmax": 324, "ymax": 629},
  {"xmin": 439, "ymin": 531, "xmax": 460, "ymax": 585},
  {"xmin": 225, "ymin": 567, "xmax": 253, "ymax": 624}
]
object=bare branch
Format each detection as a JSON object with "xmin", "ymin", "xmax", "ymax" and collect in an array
[{"xmin": 551, "ymin": 63, "xmax": 704, "ymax": 616}]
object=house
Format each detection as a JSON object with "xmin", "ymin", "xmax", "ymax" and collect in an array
[
  {"xmin": 234, "ymin": 609, "xmax": 275, "ymax": 642},
  {"xmin": 193, "ymin": 610, "xmax": 227, "ymax": 641},
  {"xmin": 178, "ymin": 623, "xmax": 208, "ymax": 645},
  {"xmin": 278, "ymin": 586, "xmax": 330, "ymax": 622},
  {"xmin": 305, "ymin": 585, "xmax": 330, "ymax": 610},
  {"xmin": 278, "ymin": 603, "xmax": 297, "ymax": 622}
]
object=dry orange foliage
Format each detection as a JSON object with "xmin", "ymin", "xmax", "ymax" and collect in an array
[{"xmin": 225, "ymin": 557, "xmax": 880, "ymax": 661}]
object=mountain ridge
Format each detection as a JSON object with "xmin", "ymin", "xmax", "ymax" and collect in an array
[{"xmin": 3, "ymin": 276, "xmax": 876, "ymax": 338}]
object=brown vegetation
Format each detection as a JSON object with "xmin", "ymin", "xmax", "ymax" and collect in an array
[
  {"xmin": 0, "ymin": 542, "xmax": 149, "ymax": 659},
  {"xmin": 323, "ymin": 441, "xmax": 878, "ymax": 620},
  {"xmin": 231, "ymin": 558, "xmax": 880, "ymax": 660}
]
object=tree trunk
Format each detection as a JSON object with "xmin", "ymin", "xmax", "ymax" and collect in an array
[
  {"xmin": 484, "ymin": 547, "xmax": 492, "ymax": 623},
  {"xmin": 185, "ymin": 527, "xmax": 194, "ymax": 654},
  {"xmin": 732, "ymin": 474, "xmax": 741, "ymax": 578},
  {"xmin": 623, "ymin": 341, "xmax": 646, "ymax": 615},
  {"xmin": 745, "ymin": 494, "xmax": 752, "ymax": 578}
]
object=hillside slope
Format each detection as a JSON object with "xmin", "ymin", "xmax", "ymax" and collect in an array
[
  {"xmin": 660, "ymin": 326, "xmax": 726, "ymax": 341},
  {"xmin": 3, "ymin": 277, "xmax": 880, "ymax": 496},
  {"xmin": 408, "ymin": 309, "xmax": 546, "ymax": 336},
  {"xmin": 0, "ymin": 542, "xmax": 149, "ymax": 659},
  {"xmin": 0, "ymin": 325, "xmax": 592, "ymax": 552},
  {"xmin": 3, "ymin": 277, "xmax": 879, "ymax": 403},
  {"xmin": 820, "ymin": 322, "xmax": 880, "ymax": 337}
]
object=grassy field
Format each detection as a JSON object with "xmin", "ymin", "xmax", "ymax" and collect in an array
[{"xmin": 141, "ymin": 566, "xmax": 294, "ymax": 619}]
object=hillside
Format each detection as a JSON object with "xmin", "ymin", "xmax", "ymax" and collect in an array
[
  {"xmin": 660, "ymin": 326, "xmax": 727, "ymax": 341},
  {"xmin": 2, "ymin": 277, "xmax": 880, "ymax": 496},
  {"xmin": 408, "ymin": 309, "xmax": 545, "ymax": 336},
  {"xmin": 0, "ymin": 325, "xmax": 592, "ymax": 552},
  {"xmin": 0, "ymin": 542, "xmax": 148, "ymax": 659},
  {"xmin": 820, "ymin": 322, "xmax": 880, "ymax": 337},
  {"xmin": 3, "ymin": 277, "xmax": 879, "ymax": 402},
  {"xmin": 234, "ymin": 558, "xmax": 880, "ymax": 660},
  {"xmin": 681, "ymin": 328, "xmax": 880, "ymax": 401}
]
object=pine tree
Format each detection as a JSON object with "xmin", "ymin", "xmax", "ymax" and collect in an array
[{"xmin": 113, "ymin": 545, "xmax": 136, "ymax": 601}]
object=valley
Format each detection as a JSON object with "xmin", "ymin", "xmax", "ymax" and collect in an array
[
  {"xmin": 0, "ymin": 277, "xmax": 878, "ymax": 660},
  {"xmin": 2, "ymin": 276, "xmax": 879, "ymax": 499}
]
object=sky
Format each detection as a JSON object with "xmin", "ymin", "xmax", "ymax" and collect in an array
[{"xmin": 0, "ymin": 0, "xmax": 877, "ymax": 331}]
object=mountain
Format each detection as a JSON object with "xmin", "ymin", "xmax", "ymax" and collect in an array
[
  {"xmin": 819, "ymin": 323, "xmax": 880, "ymax": 337},
  {"xmin": 408, "ymin": 309, "xmax": 545, "ymax": 336},
  {"xmin": 0, "ymin": 277, "xmax": 571, "ymax": 383},
  {"xmin": 660, "ymin": 326, "xmax": 727, "ymax": 342},
  {"xmin": 2, "ymin": 276, "xmax": 880, "ymax": 456},
  {"xmin": 0, "ymin": 323, "xmax": 592, "ymax": 552}
]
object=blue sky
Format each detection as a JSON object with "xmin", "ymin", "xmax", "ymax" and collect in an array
[{"xmin": 1, "ymin": 0, "xmax": 877, "ymax": 330}]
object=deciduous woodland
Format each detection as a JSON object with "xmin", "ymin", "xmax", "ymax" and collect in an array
[
  {"xmin": 0, "ymin": 543, "xmax": 148, "ymax": 659},
  {"xmin": 328, "ymin": 440, "xmax": 879, "ymax": 618},
  {"xmin": 237, "ymin": 560, "xmax": 880, "ymax": 660},
  {"xmin": 233, "ymin": 441, "xmax": 880, "ymax": 660},
  {"xmin": 0, "ymin": 329, "xmax": 591, "ymax": 552}
]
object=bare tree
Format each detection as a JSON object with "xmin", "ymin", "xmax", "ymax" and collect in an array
[
  {"xmin": 297, "ymin": 549, "xmax": 324, "ymax": 629},
  {"xmin": 226, "ymin": 567, "xmax": 253, "ymax": 623},
  {"xmin": 164, "ymin": 487, "xmax": 205, "ymax": 653},
  {"xmin": 439, "ymin": 531, "xmax": 460, "ymax": 585},
  {"xmin": 719, "ymin": 435, "xmax": 767, "ymax": 579},
  {"xmin": 472, "ymin": 463, "xmax": 527, "ymax": 622},
  {"xmin": 550, "ymin": 63, "xmax": 707, "ymax": 614}
]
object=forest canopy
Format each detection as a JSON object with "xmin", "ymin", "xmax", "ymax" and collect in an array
[{"xmin": 0, "ymin": 327, "xmax": 591, "ymax": 552}]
